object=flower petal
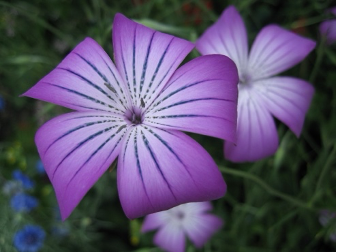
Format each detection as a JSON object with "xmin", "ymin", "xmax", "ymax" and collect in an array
[
  {"xmin": 248, "ymin": 25, "xmax": 316, "ymax": 79},
  {"xmin": 112, "ymin": 13, "xmax": 194, "ymax": 109},
  {"xmin": 224, "ymin": 87, "xmax": 278, "ymax": 162},
  {"xmin": 154, "ymin": 224, "xmax": 185, "ymax": 252},
  {"xmin": 253, "ymin": 77, "xmax": 314, "ymax": 137},
  {"xmin": 195, "ymin": 5, "xmax": 248, "ymax": 80},
  {"xmin": 184, "ymin": 201, "xmax": 213, "ymax": 214},
  {"xmin": 185, "ymin": 214, "xmax": 223, "ymax": 248},
  {"xmin": 35, "ymin": 111, "xmax": 127, "ymax": 220},
  {"xmin": 320, "ymin": 20, "xmax": 336, "ymax": 44},
  {"xmin": 141, "ymin": 212, "xmax": 166, "ymax": 232},
  {"xmin": 145, "ymin": 55, "xmax": 238, "ymax": 143},
  {"xmin": 117, "ymin": 126, "xmax": 226, "ymax": 219},
  {"xmin": 22, "ymin": 37, "xmax": 130, "ymax": 113}
]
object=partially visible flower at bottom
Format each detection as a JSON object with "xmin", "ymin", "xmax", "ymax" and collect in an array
[
  {"xmin": 319, "ymin": 209, "xmax": 336, "ymax": 242},
  {"xmin": 13, "ymin": 225, "xmax": 46, "ymax": 252},
  {"xmin": 319, "ymin": 7, "xmax": 336, "ymax": 44},
  {"xmin": 10, "ymin": 193, "xmax": 38, "ymax": 213},
  {"xmin": 141, "ymin": 202, "xmax": 223, "ymax": 252},
  {"xmin": 12, "ymin": 170, "xmax": 35, "ymax": 190}
]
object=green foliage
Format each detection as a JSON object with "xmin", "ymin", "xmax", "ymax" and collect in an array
[{"xmin": 0, "ymin": 0, "xmax": 335, "ymax": 251}]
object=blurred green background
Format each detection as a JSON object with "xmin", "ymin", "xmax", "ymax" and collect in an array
[{"xmin": 0, "ymin": 0, "xmax": 335, "ymax": 251}]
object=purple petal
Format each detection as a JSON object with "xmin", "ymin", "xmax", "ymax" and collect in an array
[
  {"xmin": 253, "ymin": 77, "xmax": 314, "ymax": 137},
  {"xmin": 320, "ymin": 20, "xmax": 336, "ymax": 44},
  {"xmin": 35, "ymin": 111, "xmax": 127, "ymax": 220},
  {"xmin": 224, "ymin": 87, "xmax": 278, "ymax": 162},
  {"xmin": 195, "ymin": 6, "xmax": 248, "ymax": 80},
  {"xmin": 112, "ymin": 13, "xmax": 194, "ymax": 109},
  {"xmin": 248, "ymin": 25, "xmax": 316, "ymax": 79},
  {"xmin": 185, "ymin": 214, "xmax": 223, "ymax": 248},
  {"xmin": 117, "ymin": 127, "xmax": 226, "ymax": 219},
  {"xmin": 141, "ymin": 212, "xmax": 166, "ymax": 232},
  {"xmin": 185, "ymin": 201, "xmax": 213, "ymax": 214},
  {"xmin": 22, "ymin": 37, "xmax": 130, "ymax": 113},
  {"xmin": 145, "ymin": 55, "xmax": 238, "ymax": 143},
  {"xmin": 154, "ymin": 224, "xmax": 185, "ymax": 252}
]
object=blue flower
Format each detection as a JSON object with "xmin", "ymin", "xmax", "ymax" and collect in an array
[
  {"xmin": 35, "ymin": 160, "xmax": 45, "ymax": 174},
  {"xmin": 11, "ymin": 193, "xmax": 38, "ymax": 213},
  {"xmin": 13, "ymin": 225, "xmax": 45, "ymax": 252},
  {"xmin": 51, "ymin": 225, "xmax": 69, "ymax": 237},
  {"xmin": 0, "ymin": 95, "xmax": 4, "ymax": 111},
  {"xmin": 2, "ymin": 180, "xmax": 23, "ymax": 195},
  {"xmin": 12, "ymin": 170, "xmax": 35, "ymax": 190}
]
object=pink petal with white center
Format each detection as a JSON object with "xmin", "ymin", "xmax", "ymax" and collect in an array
[
  {"xmin": 185, "ymin": 214, "xmax": 223, "ymax": 248},
  {"xmin": 23, "ymin": 38, "xmax": 130, "ymax": 113},
  {"xmin": 253, "ymin": 77, "xmax": 314, "ymax": 137},
  {"xmin": 117, "ymin": 127, "xmax": 226, "ymax": 219},
  {"xmin": 154, "ymin": 224, "xmax": 185, "ymax": 252},
  {"xmin": 248, "ymin": 25, "xmax": 316, "ymax": 80},
  {"xmin": 195, "ymin": 5, "xmax": 248, "ymax": 80},
  {"xmin": 146, "ymin": 55, "xmax": 238, "ymax": 143},
  {"xmin": 224, "ymin": 87, "xmax": 278, "ymax": 162},
  {"xmin": 112, "ymin": 13, "xmax": 194, "ymax": 108},
  {"xmin": 35, "ymin": 111, "xmax": 127, "ymax": 220}
]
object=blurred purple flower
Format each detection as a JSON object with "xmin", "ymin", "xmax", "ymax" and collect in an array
[
  {"xmin": 13, "ymin": 225, "xmax": 45, "ymax": 252},
  {"xmin": 319, "ymin": 7, "xmax": 336, "ymax": 44},
  {"xmin": 22, "ymin": 13, "xmax": 238, "ymax": 219},
  {"xmin": 10, "ymin": 193, "xmax": 38, "ymax": 213},
  {"xmin": 12, "ymin": 170, "xmax": 34, "ymax": 190},
  {"xmin": 142, "ymin": 201, "xmax": 223, "ymax": 252},
  {"xmin": 319, "ymin": 209, "xmax": 336, "ymax": 242},
  {"xmin": 196, "ymin": 6, "xmax": 316, "ymax": 162}
]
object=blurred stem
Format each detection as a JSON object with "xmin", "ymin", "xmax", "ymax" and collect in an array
[
  {"xmin": 309, "ymin": 38, "xmax": 325, "ymax": 83},
  {"xmin": 310, "ymin": 145, "xmax": 336, "ymax": 205},
  {"xmin": 269, "ymin": 209, "xmax": 298, "ymax": 232},
  {"xmin": 0, "ymin": 1, "xmax": 73, "ymax": 45},
  {"xmin": 290, "ymin": 16, "xmax": 324, "ymax": 29},
  {"xmin": 219, "ymin": 166, "xmax": 314, "ymax": 211}
]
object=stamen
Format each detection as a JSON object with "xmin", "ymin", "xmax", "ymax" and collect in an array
[
  {"xmin": 141, "ymin": 98, "xmax": 145, "ymax": 108},
  {"xmin": 104, "ymin": 82, "xmax": 117, "ymax": 93},
  {"xmin": 124, "ymin": 106, "xmax": 144, "ymax": 125}
]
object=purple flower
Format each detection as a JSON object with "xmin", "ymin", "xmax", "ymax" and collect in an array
[
  {"xmin": 22, "ymin": 14, "xmax": 238, "ymax": 219},
  {"xmin": 12, "ymin": 170, "xmax": 34, "ymax": 190},
  {"xmin": 141, "ymin": 201, "xmax": 223, "ymax": 252},
  {"xmin": 13, "ymin": 225, "xmax": 45, "ymax": 252},
  {"xmin": 10, "ymin": 193, "xmax": 38, "ymax": 213},
  {"xmin": 319, "ymin": 209, "xmax": 336, "ymax": 242},
  {"xmin": 196, "ymin": 6, "xmax": 315, "ymax": 162},
  {"xmin": 319, "ymin": 7, "xmax": 336, "ymax": 44}
]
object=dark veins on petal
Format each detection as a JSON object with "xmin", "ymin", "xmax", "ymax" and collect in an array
[
  {"xmin": 45, "ymin": 83, "xmax": 123, "ymax": 113},
  {"xmin": 65, "ymin": 128, "xmax": 127, "ymax": 190},
  {"xmin": 44, "ymin": 118, "xmax": 121, "ymax": 154},
  {"xmin": 140, "ymin": 130, "xmax": 177, "ymax": 199},
  {"xmin": 52, "ymin": 124, "xmax": 121, "ymax": 179}
]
